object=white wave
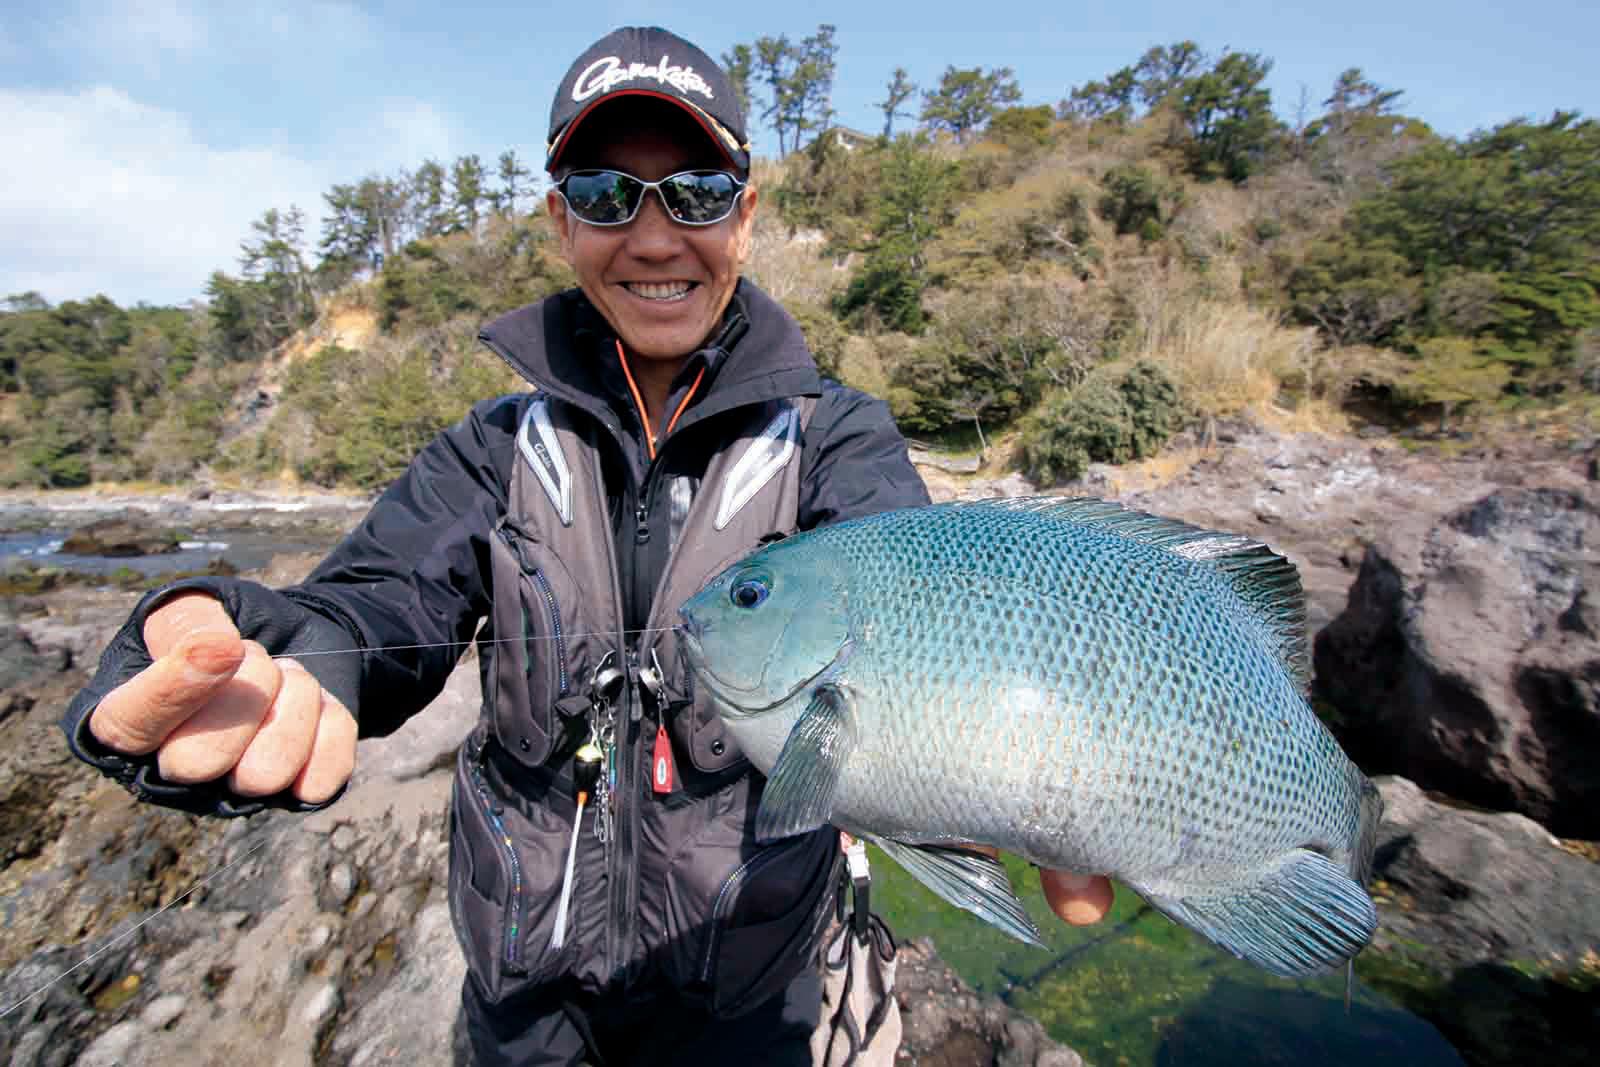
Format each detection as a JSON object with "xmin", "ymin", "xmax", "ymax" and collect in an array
[{"xmin": 178, "ymin": 540, "xmax": 230, "ymax": 551}]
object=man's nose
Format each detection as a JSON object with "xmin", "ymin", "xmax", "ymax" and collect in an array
[{"xmin": 623, "ymin": 190, "xmax": 681, "ymax": 257}]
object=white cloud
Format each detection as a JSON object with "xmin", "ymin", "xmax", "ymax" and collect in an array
[{"xmin": 0, "ymin": 87, "xmax": 330, "ymax": 306}]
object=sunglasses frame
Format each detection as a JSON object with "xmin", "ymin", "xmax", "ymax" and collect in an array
[{"xmin": 556, "ymin": 168, "xmax": 747, "ymax": 228}]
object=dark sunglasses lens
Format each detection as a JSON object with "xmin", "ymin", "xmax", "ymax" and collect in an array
[
  {"xmin": 564, "ymin": 172, "xmax": 641, "ymax": 223},
  {"xmin": 660, "ymin": 172, "xmax": 740, "ymax": 223}
]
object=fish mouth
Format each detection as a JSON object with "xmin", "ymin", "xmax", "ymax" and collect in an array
[{"xmin": 675, "ymin": 612, "xmax": 842, "ymax": 717}]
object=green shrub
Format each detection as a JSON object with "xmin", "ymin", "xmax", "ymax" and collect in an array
[{"xmin": 1019, "ymin": 361, "xmax": 1184, "ymax": 485}]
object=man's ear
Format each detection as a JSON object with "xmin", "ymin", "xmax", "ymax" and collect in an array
[
  {"xmin": 547, "ymin": 188, "xmax": 577, "ymax": 262},
  {"xmin": 734, "ymin": 181, "xmax": 759, "ymax": 262}
]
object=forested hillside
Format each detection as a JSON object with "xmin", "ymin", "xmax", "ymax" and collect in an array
[{"xmin": 3, "ymin": 33, "xmax": 1596, "ymax": 490}]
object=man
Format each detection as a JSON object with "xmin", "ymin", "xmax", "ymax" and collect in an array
[{"xmin": 62, "ymin": 26, "xmax": 1111, "ymax": 1066}]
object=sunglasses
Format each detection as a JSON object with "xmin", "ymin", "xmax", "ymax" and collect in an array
[{"xmin": 556, "ymin": 169, "xmax": 747, "ymax": 227}]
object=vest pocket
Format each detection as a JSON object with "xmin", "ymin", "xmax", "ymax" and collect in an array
[
  {"xmin": 448, "ymin": 732, "xmax": 585, "ymax": 1002},
  {"xmin": 490, "ymin": 522, "xmax": 594, "ymax": 768},
  {"xmin": 693, "ymin": 826, "xmax": 840, "ymax": 1018}
]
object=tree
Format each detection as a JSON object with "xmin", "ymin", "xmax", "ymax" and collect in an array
[
  {"xmin": 753, "ymin": 35, "xmax": 800, "ymax": 155},
  {"xmin": 494, "ymin": 150, "xmax": 534, "ymax": 218},
  {"xmin": 411, "ymin": 160, "xmax": 451, "ymax": 238},
  {"xmin": 237, "ymin": 206, "xmax": 315, "ymax": 343},
  {"xmin": 1172, "ymin": 50, "xmax": 1284, "ymax": 181},
  {"xmin": 722, "ymin": 44, "xmax": 754, "ymax": 122},
  {"xmin": 921, "ymin": 66, "xmax": 1022, "ymax": 142},
  {"xmin": 1060, "ymin": 67, "xmax": 1137, "ymax": 124},
  {"xmin": 1134, "ymin": 41, "xmax": 1205, "ymax": 108},
  {"xmin": 878, "ymin": 68, "xmax": 917, "ymax": 138},
  {"xmin": 794, "ymin": 24, "xmax": 839, "ymax": 140},
  {"xmin": 834, "ymin": 135, "xmax": 959, "ymax": 332},
  {"xmin": 747, "ymin": 25, "xmax": 839, "ymax": 155},
  {"xmin": 451, "ymin": 154, "xmax": 488, "ymax": 234}
]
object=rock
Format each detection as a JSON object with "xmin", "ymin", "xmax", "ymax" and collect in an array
[
  {"xmin": 895, "ymin": 938, "xmax": 1083, "ymax": 1066},
  {"xmin": 1363, "ymin": 776, "xmax": 1600, "ymax": 1067},
  {"xmin": 140, "ymin": 994, "xmax": 186, "ymax": 1030},
  {"xmin": 301, "ymin": 982, "xmax": 341, "ymax": 1028},
  {"xmin": 1315, "ymin": 488, "xmax": 1600, "ymax": 836},
  {"xmin": 347, "ymin": 655, "xmax": 479, "ymax": 789},
  {"xmin": 58, "ymin": 516, "xmax": 181, "ymax": 557},
  {"xmin": 74, "ymin": 1020, "xmax": 144, "ymax": 1067},
  {"xmin": 327, "ymin": 862, "xmax": 357, "ymax": 907},
  {"xmin": 1370, "ymin": 776, "xmax": 1600, "ymax": 970}
]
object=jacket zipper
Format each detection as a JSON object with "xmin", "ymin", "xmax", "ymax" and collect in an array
[
  {"xmin": 496, "ymin": 524, "xmax": 572, "ymax": 699},
  {"xmin": 468, "ymin": 740, "xmax": 527, "ymax": 974},
  {"xmin": 529, "ymin": 568, "xmax": 570, "ymax": 697},
  {"xmin": 698, "ymin": 843, "xmax": 794, "ymax": 983}
]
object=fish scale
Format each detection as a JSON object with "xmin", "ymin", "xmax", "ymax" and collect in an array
[{"xmin": 679, "ymin": 497, "xmax": 1383, "ymax": 978}]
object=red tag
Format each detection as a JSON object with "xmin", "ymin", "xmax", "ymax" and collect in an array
[{"xmin": 651, "ymin": 724, "xmax": 675, "ymax": 794}]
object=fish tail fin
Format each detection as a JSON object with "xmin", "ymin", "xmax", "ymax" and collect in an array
[{"xmin": 1140, "ymin": 848, "xmax": 1377, "ymax": 978}]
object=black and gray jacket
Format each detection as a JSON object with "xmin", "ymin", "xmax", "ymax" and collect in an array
[{"xmin": 62, "ymin": 279, "xmax": 930, "ymax": 1015}]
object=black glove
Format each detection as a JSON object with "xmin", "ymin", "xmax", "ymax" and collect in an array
[{"xmin": 60, "ymin": 577, "xmax": 365, "ymax": 817}]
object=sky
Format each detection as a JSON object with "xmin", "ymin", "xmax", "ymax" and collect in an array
[{"xmin": 3, "ymin": 0, "xmax": 1596, "ymax": 308}]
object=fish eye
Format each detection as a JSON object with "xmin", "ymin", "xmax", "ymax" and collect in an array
[{"xmin": 730, "ymin": 576, "xmax": 769, "ymax": 609}]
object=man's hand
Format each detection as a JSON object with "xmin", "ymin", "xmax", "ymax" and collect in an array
[
  {"xmin": 1040, "ymin": 870, "xmax": 1115, "ymax": 926},
  {"xmin": 89, "ymin": 592, "xmax": 357, "ymax": 803},
  {"xmin": 963, "ymin": 845, "xmax": 1114, "ymax": 927}
]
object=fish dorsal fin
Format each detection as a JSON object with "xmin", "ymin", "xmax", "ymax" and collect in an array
[{"xmin": 968, "ymin": 497, "xmax": 1310, "ymax": 691}]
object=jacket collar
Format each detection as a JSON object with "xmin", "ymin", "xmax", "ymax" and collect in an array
[{"xmin": 478, "ymin": 279, "xmax": 822, "ymax": 426}]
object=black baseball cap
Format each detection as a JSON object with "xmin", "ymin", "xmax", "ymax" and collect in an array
[{"xmin": 546, "ymin": 26, "xmax": 752, "ymax": 173}]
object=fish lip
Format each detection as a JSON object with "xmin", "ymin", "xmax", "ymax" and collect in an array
[{"xmin": 675, "ymin": 613, "xmax": 843, "ymax": 716}]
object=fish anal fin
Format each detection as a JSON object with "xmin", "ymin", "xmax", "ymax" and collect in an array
[
  {"xmin": 871, "ymin": 837, "xmax": 1044, "ymax": 948},
  {"xmin": 1139, "ymin": 848, "xmax": 1377, "ymax": 978},
  {"xmin": 754, "ymin": 684, "xmax": 853, "ymax": 843}
]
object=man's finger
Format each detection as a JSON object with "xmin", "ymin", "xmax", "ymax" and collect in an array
[
  {"xmin": 156, "ymin": 641, "xmax": 280, "ymax": 784},
  {"xmin": 1041, "ymin": 870, "xmax": 1115, "ymax": 926},
  {"xmin": 90, "ymin": 628, "xmax": 247, "ymax": 756},
  {"xmin": 290, "ymin": 696, "xmax": 357, "ymax": 805},
  {"xmin": 143, "ymin": 592, "xmax": 240, "ymax": 660},
  {"xmin": 228, "ymin": 658, "xmax": 322, "ymax": 797}
]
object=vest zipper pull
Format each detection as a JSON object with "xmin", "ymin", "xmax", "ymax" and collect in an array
[
  {"xmin": 651, "ymin": 724, "xmax": 675, "ymax": 795},
  {"xmin": 635, "ymin": 501, "xmax": 650, "ymax": 544}
]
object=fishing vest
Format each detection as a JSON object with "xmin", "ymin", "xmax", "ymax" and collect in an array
[
  {"xmin": 450, "ymin": 387, "xmax": 838, "ymax": 1013},
  {"xmin": 487, "ymin": 388, "xmax": 816, "ymax": 771}
]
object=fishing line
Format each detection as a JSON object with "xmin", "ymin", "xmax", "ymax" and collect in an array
[
  {"xmin": 272, "ymin": 624, "xmax": 679, "ymax": 660},
  {"xmin": 7, "ymin": 625, "xmax": 683, "ymax": 1019},
  {"xmin": 0, "ymin": 839, "xmax": 269, "ymax": 1022}
]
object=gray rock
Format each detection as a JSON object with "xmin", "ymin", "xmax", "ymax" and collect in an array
[
  {"xmin": 348, "ymin": 655, "xmax": 479, "ymax": 788},
  {"xmin": 75, "ymin": 1020, "xmax": 144, "ymax": 1066},
  {"xmin": 301, "ymin": 982, "xmax": 341, "ymax": 1028},
  {"xmin": 1315, "ymin": 488, "xmax": 1600, "ymax": 835},
  {"xmin": 1371, "ymin": 776, "xmax": 1600, "ymax": 969},
  {"xmin": 327, "ymin": 862, "xmax": 357, "ymax": 906},
  {"xmin": 895, "ymin": 938, "xmax": 1083, "ymax": 1066},
  {"xmin": 139, "ymin": 994, "xmax": 186, "ymax": 1030}
]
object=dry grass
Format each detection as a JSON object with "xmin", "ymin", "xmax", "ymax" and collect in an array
[
  {"xmin": 1097, "ymin": 445, "xmax": 1216, "ymax": 495},
  {"xmin": 1122, "ymin": 261, "xmax": 1320, "ymax": 418}
]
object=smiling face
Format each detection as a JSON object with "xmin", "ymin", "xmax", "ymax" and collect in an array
[{"xmin": 547, "ymin": 99, "xmax": 758, "ymax": 368}]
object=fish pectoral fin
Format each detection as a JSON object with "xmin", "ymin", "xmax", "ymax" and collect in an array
[
  {"xmin": 1139, "ymin": 848, "xmax": 1377, "ymax": 978},
  {"xmin": 754, "ymin": 684, "xmax": 853, "ymax": 843},
  {"xmin": 871, "ymin": 837, "xmax": 1044, "ymax": 948}
]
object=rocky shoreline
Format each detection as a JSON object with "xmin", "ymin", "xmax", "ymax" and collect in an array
[{"xmin": 2, "ymin": 428, "xmax": 1597, "ymax": 1066}]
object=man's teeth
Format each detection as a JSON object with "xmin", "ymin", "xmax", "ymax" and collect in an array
[{"xmin": 627, "ymin": 281, "xmax": 693, "ymax": 301}]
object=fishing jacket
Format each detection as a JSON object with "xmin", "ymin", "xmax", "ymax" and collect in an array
[{"xmin": 61, "ymin": 279, "xmax": 929, "ymax": 1017}]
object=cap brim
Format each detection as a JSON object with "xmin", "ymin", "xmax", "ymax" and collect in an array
[{"xmin": 546, "ymin": 89, "xmax": 750, "ymax": 172}]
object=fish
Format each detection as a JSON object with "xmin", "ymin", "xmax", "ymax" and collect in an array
[{"xmin": 676, "ymin": 496, "xmax": 1383, "ymax": 979}]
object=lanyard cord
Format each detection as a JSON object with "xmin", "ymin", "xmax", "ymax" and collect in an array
[{"xmin": 613, "ymin": 339, "xmax": 705, "ymax": 461}]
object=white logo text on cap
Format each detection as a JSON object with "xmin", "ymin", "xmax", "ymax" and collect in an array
[{"xmin": 572, "ymin": 55, "xmax": 715, "ymax": 103}]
